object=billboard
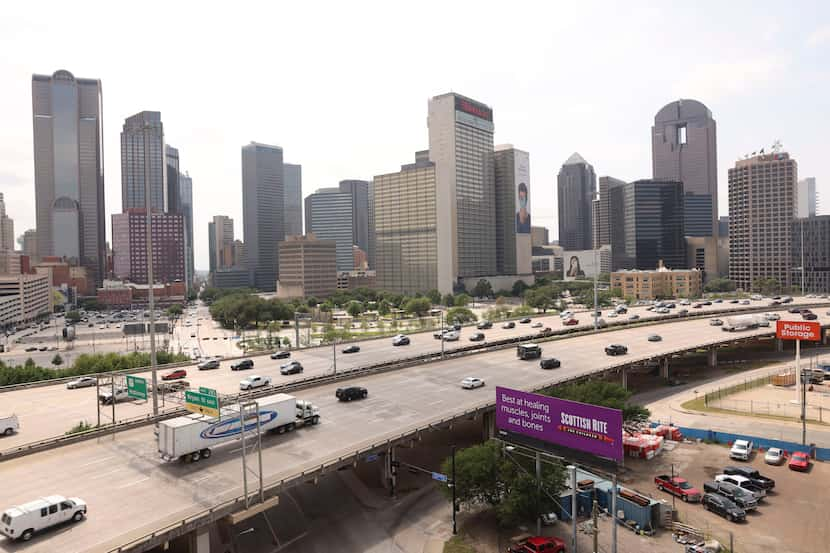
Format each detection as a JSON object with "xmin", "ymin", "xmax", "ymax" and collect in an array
[
  {"xmin": 515, "ymin": 150, "xmax": 531, "ymax": 234},
  {"xmin": 776, "ymin": 320, "xmax": 821, "ymax": 341},
  {"xmin": 563, "ymin": 250, "xmax": 599, "ymax": 281},
  {"xmin": 496, "ymin": 386, "xmax": 623, "ymax": 462},
  {"xmin": 454, "ymin": 96, "xmax": 493, "ymax": 121}
]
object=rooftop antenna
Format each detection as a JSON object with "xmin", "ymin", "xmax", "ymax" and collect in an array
[{"xmin": 772, "ymin": 140, "xmax": 783, "ymax": 153}]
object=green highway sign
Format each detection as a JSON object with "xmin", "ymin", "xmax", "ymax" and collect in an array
[
  {"xmin": 185, "ymin": 390, "xmax": 220, "ymax": 418},
  {"xmin": 199, "ymin": 386, "xmax": 217, "ymax": 397},
  {"xmin": 126, "ymin": 375, "xmax": 147, "ymax": 400}
]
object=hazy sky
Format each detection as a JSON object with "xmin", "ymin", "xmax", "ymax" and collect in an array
[{"xmin": 1, "ymin": 1, "xmax": 828, "ymax": 270}]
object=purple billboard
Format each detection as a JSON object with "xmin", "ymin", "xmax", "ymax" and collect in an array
[{"xmin": 496, "ymin": 386, "xmax": 623, "ymax": 462}]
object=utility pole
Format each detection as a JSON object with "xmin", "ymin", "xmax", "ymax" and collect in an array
[
  {"xmin": 441, "ymin": 311, "xmax": 445, "ymax": 359},
  {"xmin": 611, "ymin": 474, "xmax": 618, "ymax": 553},
  {"xmin": 801, "ymin": 219, "xmax": 805, "ymax": 294},
  {"xmin": 146, "ymin": 201, "xmax": 159, "ymax": 417},
  {"xmin": 591, "ymin": 499, "xmax": 599, "ymax": 553},
  {"xmin": 568, "ymin": 465, "xmax": 578, "ymax": 553},
  {"xmin": 451, "ymin": 445, "xmax": 457, "ymax": 535},
  {"xmin": 797, "ymin": 337, "xmax": 806, "ymax": 445},
  {"xmin": 332, "ymin": 337, "xmax": 337, "ymax": 375},
  {"xmin": 593, "ymin": 248, "xmax": 599, "ymax": 331},
  {"xmin": 535, "ymin": 450, "xmax": 542, "ymax": 535}
]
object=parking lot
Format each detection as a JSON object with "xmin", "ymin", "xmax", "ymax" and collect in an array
[{"xmin": 623, "ymin": 441, "xmax": 828, "ymax": 553}]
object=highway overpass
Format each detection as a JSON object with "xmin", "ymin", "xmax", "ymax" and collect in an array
[{"xmin": 0, "ymin": 303, "xmax": 827, "ymax": 553}]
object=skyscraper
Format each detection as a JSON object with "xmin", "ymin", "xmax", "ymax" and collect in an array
[
  {"xmin": 0, "ymin": 193, "xmax": 13, "ymax": 252},
  {"xmin": 791, "ymin": 215, "xmax": 830, "ymax": 293},
  {"xmin": 242, "ymin": 142, "xmax": 284, "ymax": 291},
  {"xmin": 493, "ymin": 145, "xmax": 532, "ymax": 276},
  {"xmin": 209, "ymin": 215, "xmax": 235, "ymax": 270},
  {"xmin": 428, "ymin": 93, "xmax": 497, "ymax": 284},
  {"xmin": 728, "ymin": 151, "xmax": 797, "ymax": 291},
  {"xmin": 652, "ymin": 99, "xmax": 718, "ymax": 237},
  {"xmin": 121, "ymin": 111, "xmax": 166, "ymax": 212},
  {"xmin": 305, "ymin": 188, "xmax": 354, "ymax": 272},
  {"xmin": 20, "ymin": 229, "xmax": 37, "ymax": 262},
  {"xmin": 165, "ymin": 145, "xmax": 180, "ymax": 214},
  {"xmin": 112, "ymin": 209, "xmax": 185, "ymax": 285},
  {"xmin": 797, "ymin": 177, "xmax": 817, "ymax": 218},
  {"xmin": 283, "ymin": 163, "xmax": 303, "ymax": 236},
  {"xmin": 32, "ymin": 70, "xmax": 106, "ymax": 287},
  {"xmin": 179, "ymin": 171, "xmax": 194, "ymax": 288},
  {"xmin": 338, "ymin": 180, "xmax": 370, "ymax": 255},
  {"xmin": 557, "ymin": 153, "xmax": 596, "ymax": 251},
  {"xmin": 610, "ymin": 179, "xmax": 686, "ymax": 270},
  {"xmin": 367, "ymin": 180, "xmax": 376, "ymax": 270},
  {"xmin": 592, "ymin": 176, "xmax": 625, "ymax": 249}
]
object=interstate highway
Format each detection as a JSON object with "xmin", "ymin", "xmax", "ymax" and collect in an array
[
  {"xmin": 0, "ymin": 299, "xmax": 815, "ymax": 451},
  {"xmin": 0, "ymin": 308, "xmax": 827, "ymax": 553}
]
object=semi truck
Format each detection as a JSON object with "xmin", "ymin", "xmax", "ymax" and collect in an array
[
  {"xmin": 721, "ymin": 314, "xmax": 762, "ymax": 332},
  {"xmin": 157, "ymin": 393, "xmax": 320, "ymax": 462}
]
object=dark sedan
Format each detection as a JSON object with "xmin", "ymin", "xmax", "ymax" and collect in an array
[
  {"xmin": 270, "ymin": 350, "xmax": 291, "ymax": 360},
  {"xmin": 336, "ymin": 386, "xmax": 368, "ymax": 401},
  {"xmin": 605, "ymin": 344, "xmax": 628, "ymax": 356},
  {"xmin": 540, "ymin": 358, "xmax": 561, "ymax": 369},
  {"xmin": 342, "ymin": 345, "xmax": 361, "ymax": 354}
]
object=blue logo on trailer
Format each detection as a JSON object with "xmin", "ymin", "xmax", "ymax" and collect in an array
[{"xmin": 200, "ymin": 410, "xmax": 278, "ymax": 440}]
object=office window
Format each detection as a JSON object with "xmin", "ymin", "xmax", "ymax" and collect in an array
[{"xmin": 677, "ymin": 125, "xmax": 687, "ymax": 145}]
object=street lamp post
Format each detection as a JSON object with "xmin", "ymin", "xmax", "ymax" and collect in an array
[{"xmin": 451, "ymin": 445, "xmax": 457, "ymax": 535}]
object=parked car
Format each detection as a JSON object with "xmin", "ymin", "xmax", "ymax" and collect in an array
[
  {"xmin": 788, "ymin": 451, "xmax": 811, "ymax": 471},
  {"xmin": 540, "ymin": 358, "xmax": 561, "ymax": 370},
  {"xmin": 0, "ymin": 495, "xmax": 87, "ymax": 542},
  {"xmin": 702, "ymin": 491, "xmax": 745, "ymax": 523},
  {"xmin": 765, "ymin": 447, "xmax": 785, "ymax": 465},
  {"xmin": 502, "ymin": 321, "xmax": 516, "ymax": 329},
  {"xmin": 563, "ymin": 318, "xmax": 579, "ymax": 326},
  {"xmin": 230, "ymin": 359, "xmax": 254, "ymax": 371},
  {"xmin": 162, "ymin": 369, "xmax": 187, "ymax": 381},
  {"xmin": 702, "ymin": 481, "xmax": 757, "ymax": 510},
  {"xmin": 66, "ymin": 376, "xmax": 97, "ymax": 389},
  {"xmin": 469, "ymin": 332, "xmax": 485, "ymax": 342},
  {"xmin": 392, "ymin": 334, "xmax": 410, "ymax": 346},
  {"xmin": 721, "ymin": 466, "xmax": 775, "ymax": 490},
  {"xmin": 239, "ymin": 375, "xmax": 271, "ymax": 391},
  {"xmin": 279, "ymin": 361, "xmax": 303, "ymax": 375},
  {"xmin": 460, "ymin": 377, "xmax": 485, "ymax": 389},
  {"xmin": 270, "ymin": 350, "xmax": 291, "ymax": 360},
  {"xmin": 477, "ymin": 320, "xmax": 493, "ymax": 330},
  {"xmin": 506, "ymin": 536, "xmax": 566, "ymax": 553},
  {"xmin": 342, "ymin": 345, "xmax": 361, "ymax": 354},
  {"xmin": 654, "ymin": 475, "xmax": 701, "ymax": 502},
  {"xmin": 729, "ymin": 439, "xmax": 753, "ymax": 461},
  {"xmin": 197, "ymin": 358, "xmax": 220, "ymax": 370},
  {"xmin": 647, "ymin": 334, "xmax": 662, "ymax": 342},
  {"xmin": 605, "ymin": 344, "xmax": 628, "ymax": 356},
  {"xmin": 710, "ymin": 319, "xmax": 723, "ymax": 326},
  {"xmin": 715, "ymin": 474, "xmax": 766, "ymax": 499},
  {"xmin": 336, "ymin": 386, "xmax": 367, "ymax": 401}
]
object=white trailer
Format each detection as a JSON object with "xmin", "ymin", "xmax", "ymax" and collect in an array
[
  {"xmin": 157, "ymin": 393, "xmax": 320, "ymax": 462},
  {"xmin": 722, "ymin": 314, "xmax": 761, "ymax": 332}
]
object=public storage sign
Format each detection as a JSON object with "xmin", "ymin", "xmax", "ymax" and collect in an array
[
  {"xmin": 776, "ymin": 320, "xmax": 821, "ymax": 341},
  {"xmin": 495, "ymin": 386, "xmax": 623, "ymax": 462}
]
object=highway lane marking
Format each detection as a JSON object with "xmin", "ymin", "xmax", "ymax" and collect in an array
[
  {"xmin": 116, "ymin": 476, "xmax": 150, "ymax": 488},
  {"xmin": 89, "ymin": 467, "xmax": 128, "ymax": 480},
  {"xmin": 188, "ymin": 474, "xmax": 213, "ymax": 483},
  {"xmin": 78, "ymin": 455, "xmax": 115, "ymax": 467}
]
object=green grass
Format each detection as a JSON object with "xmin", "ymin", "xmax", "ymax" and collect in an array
[{"xmin": 444, "ymin": 536, "xmax": 475, "ymax": 553}]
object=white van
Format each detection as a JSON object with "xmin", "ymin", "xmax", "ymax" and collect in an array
[
  {"xmin": 1, "ymin": 414, "xmax": 19, "ymax": 436},
  {"xmin": 1, "ymin": 495, "xmax": 87, "ymax": 541}
]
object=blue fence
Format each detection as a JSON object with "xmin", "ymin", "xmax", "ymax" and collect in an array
[{"xmin": 659, "ymin": 424, "xmax": 829, "ymax": 461}]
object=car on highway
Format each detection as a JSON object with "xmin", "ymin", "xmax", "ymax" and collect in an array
[
  {"xmin": 0, "ymin": 495, "xmax": 87, "ymax": 542},
  {"xmin": 99, "ymin": 387, "xmax": 130, "ymax": 405},
  {"xmin": 701, "ymin": 492, "xmax": 745, "ymax": 523},
  {"xmin": 563, "ymin": 318, "xmax": 579, "ymax": 326},
  {"xmin": 461, "ymin": 377, "xmax": 485, "ymax": 389},
  {"xmin": 560, "ymin": 310, "xmax": 574, "ymax": 318},
  {"xmin": 647, "ymin": 334, "xmax": 662, "ymax": 342},
  {"xmin": 506, "ymin": 536, "xmax": 566, "ymax": 553},
  {"xmin": 531, "ymin": 322, "xmax": 543, "ymax": 328},
  {"xmin": 729, "ymin": 439, "xmax": 753, "ymax": 461},
  {"xmin": 336, "ymin": 386, "xmax": 368, "ymax": 401},
  {"xmin": 66, "ymin": 376, "xmax": 97, "ymax": 389},
  {"xmin": 740, "ymin": 299, "xmax": 750, "ymax": 305},
  {"xmin": 789, "ymin": 451, "xmax": 811, "ymax": 471},
  {"xmin": 38, "ymin": 346, "xmax": 48, "ymax": 352},
  {"xmin": 765, "ymin": 447, "xmax": 785, "ymax": 465},
  {"xmin": 280, "ymin": 361, "xmax": 303, "ymax": 375},
  {"xmin": 342, "ymin": 344, "xmax": 361, "ymax": 354},
  {"xmin": 709, "ymin": 319, "xmax": 723, "ymax": 326},
  {"xmin": 189, "ymin": 333, "xmax": 196, "ymax": 338},
  {"xmin": 441, "ymin": 331, "xmax": 460, "ymax": 342},
  {"xmin": 1, "ymin": 414, "xmax": 20, "ymax": 436},
  {"xmin": 230, "ymin": 359, "xmax": 254, "ymax": 371},
  {"xmin": 654, "ymin": 474, "xmax": 701, "ymax": 502},
  {"xmin": 605, "ymin": 344, "xmax": 628, "ymax": 356},
  {"xmin": 803, "ymin": 312, "xmax": 818, "ymax": 320},
  {"xmin": 197, "ymin": 358, "xmax": 220, "ymax": 370},
  {"xmin": 270, "ymin": 350, "xmax": 291, "ymax": 360},
  {"xmin": 477, "ymin": 320, "xmax": 493, "ymax": 330},
  {"xmin": 607, "ymin": 312, "xmax": 618, "ymax": 318},
  {"xmin": 239, "ymin": 375, "xmax": 271, "ymax": 391},
  {"xmin": 469, "ymin": 332, "xmax": 485, "ymax": 342},
  {"xmin": 721, "ymin": 466, "xmax": 775, "ymax": 490},
  {"xmin": 540, "ymin": 358, "xmax": 561, "ymax": 370},
  {"xmin": 787, "ymin": 307, "xmax": 802, "ymax": 314},
  {"xmin": 24, "ymin": 346, "xmax": 37, "ymax": 352},
  {"xmin": 519, "ymin": 318, "xmax": 532, "ymax": 324},
  {"xmin": 517, "ymin": 343, "xmax": 542, "ymax": 360},
  {"xmin": 156, "ymin": 380, "xmax": 190, "ymax": 393},
  {"xmin": 392, "ymin": 334, "xmax": 410, "ymax": 346},
  {"xmin": 162, "ymin": 369, "xmax": 187, "ymax": 381},
  {"xmin": 615, "ymin": 305, "xmax": 628, "ymax": 314},
  {"xmin": 628, "ymin": 314, "xmax": 640, "ymax": 321},
  {"xmin": 765, "ymin": 312, "xmax": 781, "ymax": 321},
  {"xmin": 502, "ymin": 321, "xmax": 516, "ymax": 329}
]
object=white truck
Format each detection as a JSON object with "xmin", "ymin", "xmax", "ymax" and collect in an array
[
  {"xmin": 157, "ymin": 393, "xmax": 320, "ymax": 462},
  {"xmin": 239, "ymin": 375, "xmax": 272, "ymax": 391},
  {"xmin": 98, "ymin": 386, "xmax": 130, "ymax": 405},
  {"xmin": 1, "ymin": 414, "xmax": 19, "ymax": 436},
  {"xmin": 1, "ymin": 495, "xmax": 87, "ymax": 542},
  {"xmin": 722, "ymin": 314, "xmax": 762, "ymax": 332}
]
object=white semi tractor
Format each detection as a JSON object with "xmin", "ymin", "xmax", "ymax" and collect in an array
[
  {"xmin": 157, "ymin": 393, "xmax": 320, "ymax": 462},
  {"xmin": 722, "ymin": 314, "xmax": 765, "ymax": 332}
]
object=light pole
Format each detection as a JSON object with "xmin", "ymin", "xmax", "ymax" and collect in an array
[
  {"xmin": 593, "ymin": 248, "xmax": 599, "ymax": 331},
  {"xmin": 451, "ymin": 445, "xmax": 457, "ymax": 535},
  {"xmin": 440, "ymin": 311, "xmax": 445, "ymax": 359}
]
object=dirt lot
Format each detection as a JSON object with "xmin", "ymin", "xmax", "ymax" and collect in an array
[{"xmin": 621, "ymin": 441, "xmax": 828, "ymax": 553}]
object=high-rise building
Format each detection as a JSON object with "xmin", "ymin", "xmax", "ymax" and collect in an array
[
  {"xmin": 557, "ymin": 153, "xmax": 596, "ymax": 251},
  {"xmin": 178, "ymin": 171, "xmax": 194, "ymax": 288},
  {"xmin": 112, "ymin": 209, "xmax": 185, "ymax": 285},
  {"xmin": 0, "ymin": 193, "xmax": 14, "ymax": 252},
  {"xmin": 531, "ymin": 226, "xmax": 549, "ymax": 247},
  {"xmin": 729, "ymin": 152, "xmax": 797, "ymax": 291},
  {"xmin": 652, "ymin": 99, "xmax": 718, "ymax": 237},
  {"xmin": 367, "ymin": 180, "xmax": 376, "ymax": 270},
  {"xmin": 593, "ymin": 176, "xmax": 625, "ymax": 249},
  {"xmin": 276, "ymin": 234, "xmax": 337, "ymax": 299},
  {"xmin": 165, "ymin": 145, "xmax": 180, "ymax": 214},
  {"xmin": 718, "ymin": 216, "xmax": 730, "ymax": 237},
  {"xmin": 242, "ymin": 142, "xmax": 284, "ymax": 291},
  {"xmin": 207, "ymin": 221, "xmax": 216, "ymax": 275},
  {"xmin": 21, "ymin": 229, "xmax": 38, "ymax": 262},
  {"xmin": 283, "ymin": 163, "xmax": 303, "ymax": 236},
  {"xmin": 32, "ymin": 70, "xmax": 106, "ymax": 287},
  {"xmin": 797, "ymin": 177, "xmax": 817, "ymax": 218},
  {"xmin": 209, "ymin": 215, "xmax": 235, "ymax": 271},
  {"xmin": 493, "ymin": 145, "xmax": 532, "ymax": 276},
  {"xmin": 304, "ymin": 188, "xmax": 354, "ymax": 272},
  {"xmin": 373, "ymin": 152, "xmax": 439, "ymax": 294},
  {"xmin": 610, "ymin": 179, "xmax": 686, "ymax": 270},
  {"xmin": 791, "ymin": 215, "xmax": 830, "ymax": 293},
  {"xmin": 121, "ymin": 111, "xmax": 166, "ymax": 212},
  {"xmin": 0, "ymin": 273, "xmax": 53, "ymax": 328},
  {"xmin": 338, "ymin": 180, "xmax": 370, "ymax": 255},
  {"xmin": 428, "ymin": 93, "xmax": 497, "ymax": 283}
]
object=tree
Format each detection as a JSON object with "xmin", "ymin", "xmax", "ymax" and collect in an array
[
  {"xmin": 378, "ymin": 299, "xmax": 391, "ymax": 316},
  {"xmin": 306, "ymin": 296, "xmax": 319, "ymax": 308},
  {"xmin": 446, "ymin": 307, "xmax": 477, "ymax": 324},
  {"xmin": 66, "ymin": 310, "xmax": 82, "ymax": 323},
  {"xmin": 454, "ymin": 293, "xmax": 471, "ymax": 307},
  {"xmin": 524, "ymin": 287, "xmax": 554, "ymax": 313},
  {"xmin": 511, "ymin": 305, "xmax": 534, "ymax": 317},
  {"xmin": 512, "ymin": 280, "xmax": 529, "ymax": 297},
  {"xmin": 704, "ymin": 278, "xmax": 737, "ymax": 293},
  {"xmin": 166, "ymin": 304, "xmax": 183, "ymax": 317},
  {"xmin": 597, "ymin": 272, "xmax": 611, "ymax": 283},
  {"xmin": 51, "ymin": 354, "xmax": 63, "ymax": 366},
  {"xmin": 442, "ymin": 293, "xmax": 455, "ymax": 307},
  {"xmin": 425, "ymin": 289, "xmax": 442, "ymax": 304},
  {"xmin": 472, "ymin": 279, "xmax": 494, "ymax": 299},
  {"xmin": 403, "ymin": 297, "xmax": 432, "ymax": 317},
  {"xmin": 346, "ymin": 301, "xmax": 363, "ymax": 318},
  {"xmin": 753, "ymin": 278, "xmax": 781, "ymax": 296},
  {"xmin": 79, "ymin": 297, "xmax": 103, "ymax": 311},
  {"xmin": 541, "ymin": 381, "xmax": 650, "ymax": 423}
]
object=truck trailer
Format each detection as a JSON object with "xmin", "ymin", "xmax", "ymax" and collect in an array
[
  {"xmin": 722, "ymin": 315, "xmax": 762, "ymax": 332},
  {"xmin": 157, "ymin": 393, "xmax": 320, "ymax": 462}
]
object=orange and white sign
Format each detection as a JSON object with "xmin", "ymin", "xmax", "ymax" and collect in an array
[{"xmin": 776, "ymin": 320, "xmax": 821, "ymax": 341}]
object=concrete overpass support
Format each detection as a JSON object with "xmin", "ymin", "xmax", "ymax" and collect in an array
[
  {"xmin": 775, "ymin": 338, "xmax": 783, "ymax": 352},
  {"xmin": 660, "ymin": 357, "xmax": 670, "ymax": 380},
  {"xmin": 194, "ymin": 528, "xmax": 210, "ymax": 553},
  {"xmin": 482, "ymin": 410, "xmax": 496, "ymax": 440},
  {"xmin": 620, "ymin": 368, "xmax": 628, "ymax": 390},
  {"xmin": 381, "ymin": 445, "xmax": 397, "ymax": 496},
  {"xmin": 707, "ymin": 347, "xmax": 718, "ymax": 369}
]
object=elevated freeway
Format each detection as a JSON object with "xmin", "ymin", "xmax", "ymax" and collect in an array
[{"xmin": 0, "ymin": 304, "xmax": 827, "ymax": 553}]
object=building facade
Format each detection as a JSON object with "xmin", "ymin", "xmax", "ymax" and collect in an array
[
  {"xmin": 112, "ymin": 209, "xmax": 185, "ymax": 286},
  {"xmin": 728, "ymin": 152, "xmax": 797, "ymax": 291},
  {"xmin": 21, "ymin": 229, "xmax": 38, "ymax": 262},
  {"xmin": 32, "ymin": 69, "xmax": 106, "ymax": 287},
  {"xmin": 610, "ymin": 179, "xmax": 686, "ymax": 271},
  {"xmin": 178, "ymin": 171, "xmax": 194, "ymax": 289},
  {"xmin": 212, "ymin": 267, "xmax": 252, "ymax": 290},
  {"xmin": 304, "ymin": 188, "xmax": 355, "ymax": 272},
  {"xmin": 493, "ymin": 145, "xmax": 532, "ymax": 276},
  {"xmin": 0, "ymin": 193, "xmax": 13, "ymax": 252},
  {"xmin": 791, "ymin": 215, "xmax": 830, "ymax": 294},
  {"xmin": 121, "ymin": 111, "xmax": 166, "ymax": 212},
  {"xmin": 283, "ymin": 163, "xmax": 303, "ymax": 237},
  {"xmin": 611, "ymin": 265, "xmax": 702, "ymax": 300},
  {"xmin": 557, "ymin": 153, "xmax": 596, "ymax": 251},
  {"xmin": 0, "ymin": 250, "xmax": 21, "ymax": 275},
  {"xmin": 209, "ymin": 215, "xmax": 235, "ymax": 271},
  {"xmin": 593, "ymin": 176, "xmax": 625, "ymax": 249},
  {"xmin": 338, "ymin": 180, "xmax": 370, "ymax": 256},
  {"xmin": 0, "ymin": 273, "xmax": 53, "ymax": 328},
  {"xmin": 276, "ymin": 234, "xmax": 337, "ymax": 299},
  {"xmin": 165, "ymin": 145, "xmax": 180, "ymax": 214},
  {"xmin": 242, "ymin": 142, "xmax": 284, "ymax": 291},
  {"xmin": 797, "ymin": 177, "xmax": 817, "ymax": 218},
  {"xmin": 652, "ymin": 99, "xmax": 718, "ymax": 237},
  {"xmin": 531, "ymin": 226, "xmax": 549, "ymax": 247}
]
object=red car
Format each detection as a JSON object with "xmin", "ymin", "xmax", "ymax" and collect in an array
[
  {"xmin": 654, "ymin": 474, "xmax": 701, "ymax": 502},
  {"xmin": 563, "ymin": 318, "xmax": 579, "ymax": 326},
  {"xmin": 789, "ymin": 451, "xmax": 811, "ymax": 471},
  {"xmin": 162, "ymin": 369, "xmax": 187, "ymax": 381},
  {"xmin": 507, "ymin": 536, "xmax": 566, "ymax": 553}
]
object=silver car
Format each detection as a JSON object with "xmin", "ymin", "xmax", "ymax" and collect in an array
[{"xmin": 66, "ymin": 376, "xmax": 97, "ymax": 389}]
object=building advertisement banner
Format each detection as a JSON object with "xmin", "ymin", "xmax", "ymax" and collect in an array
[
  {"xmin": 515, "ymin": 150, "xmax": 531, "ymax": 234},
  {"xmin": 776, "ymin": 320, "xmax": 821, "ymax": 341},
  {"xmin": 496, "ymin": 386, "xmax": 623, "ymax": 462},
  {"xmin": 563, "ymin": 250, "xmax": 599, "ymax": 280}
]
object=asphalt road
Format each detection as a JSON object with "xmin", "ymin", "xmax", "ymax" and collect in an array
[{"xmin": 0, "ymin": 301, "xmax": 828, "ymax": 553}]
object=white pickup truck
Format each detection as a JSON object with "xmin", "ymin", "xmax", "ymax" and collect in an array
[
  {"xmin": 239, "ymin": 375, "xmax": 272, "ymax": 391},
  {"xmin": 1, "ymin": 414, "xmax": 19, "ymax": 436},
  {"xmin": 98, "ymin": 386, "xmax": 130, "ymax": 405}
]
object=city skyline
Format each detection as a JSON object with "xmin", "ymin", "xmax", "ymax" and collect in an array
[{"xmin": 1, "ymin": 3, "xmax": 828, "ymax": 271}]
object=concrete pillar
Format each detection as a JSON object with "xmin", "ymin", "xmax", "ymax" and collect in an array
[
  {"xmin": 381, "ymin": 446, "xmax": 396, "ymax": 494},
  {"xmin": 775, "ymin": 338, "xmax": 784, "ymax": 352},
  {"xmin": 707, "ymin": 347, "xmax": 718, "ymax": 369},
  {"xmin": 621, "ymin": 368, "xmax": 628, "ymax": 390},
  {"xmin": 482, "ymin": 410, "xmax": 496, "ymax": 440},
  {"xmin": 189, "ymin": 528, "xmax": 210, "ymax": 553},
  {"xmin": 660, "ymin": 357, "xmax": 670, "ymax": 380}
]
